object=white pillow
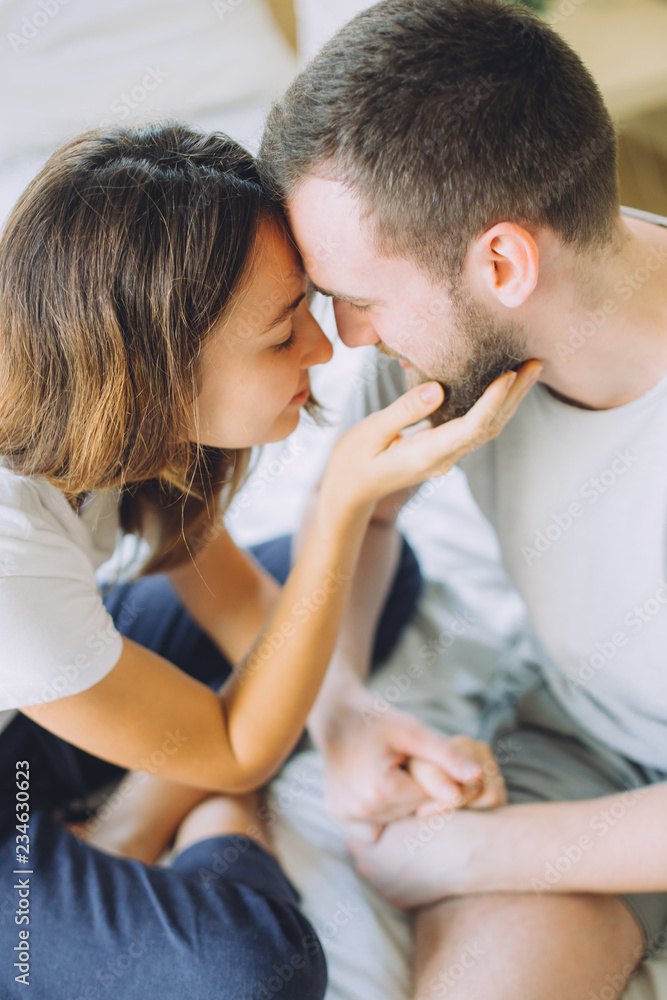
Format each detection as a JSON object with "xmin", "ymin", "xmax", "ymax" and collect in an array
[
  {"xmin": 295, "ymin": 0, "xmax": 373, "ymax": 63},
  {"xmin": 0, "ymin": 0, "xmax": 296, "ymax": 217}
]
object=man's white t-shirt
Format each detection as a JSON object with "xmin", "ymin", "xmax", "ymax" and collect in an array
[
  {"xmin": 461, "ymin": 366, "xmax": 667, "ymax": 769},
  {"xmin": 0, "ymin": 468, "xmax": 124, "ymax": 736}
]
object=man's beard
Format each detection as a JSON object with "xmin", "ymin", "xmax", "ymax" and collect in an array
[{"xmin": 382, "ymin": 289, "xmax": 529, "ymax": 426}]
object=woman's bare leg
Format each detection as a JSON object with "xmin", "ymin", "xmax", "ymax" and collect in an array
[
  {"xmin": 65, "ymin": 771, "xmax": 213, "ymax": 863},
  {"xmin": 172, "ymin": 791, "xmax": 273, "ymax": 857}
]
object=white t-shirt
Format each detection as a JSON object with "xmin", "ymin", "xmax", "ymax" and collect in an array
[
  {"xmin": 0, "ymin": 468, "xmax": 124, "ymax": 736},
  {"xmin": 461, "ymin": 366, "xmax": 667, "ymax": 769}
]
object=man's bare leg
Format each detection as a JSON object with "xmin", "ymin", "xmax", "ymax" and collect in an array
[{"xmin": 413, "ymin": 892, "xmax": 644, "ymax": 1000}]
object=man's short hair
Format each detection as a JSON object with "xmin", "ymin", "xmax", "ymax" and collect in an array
[{"xmin": 259, "ymin": 0, "xmax": 619, "ymax": 282}]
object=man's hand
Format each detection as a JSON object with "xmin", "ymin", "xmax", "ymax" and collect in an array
[
  {"xmin": 349, "ymin": 784, "xmax": 667, "ymax": 905},
  {"xmin": 347, "ymin": 808, "xmax": 491, "ymax": 909},
  {"xmin": 313, "ymin": 691, "xmax": 502, "ymax": 842}
]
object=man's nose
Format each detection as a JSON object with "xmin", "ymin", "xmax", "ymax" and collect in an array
[{"xmin": 333, "ymin": 301, "xmax": 380, "ymax": 348}]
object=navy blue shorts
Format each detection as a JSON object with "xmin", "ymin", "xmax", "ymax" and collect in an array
[{"xmin": 0, "ymin": 534, "xmax": 421, "ymax": 999}]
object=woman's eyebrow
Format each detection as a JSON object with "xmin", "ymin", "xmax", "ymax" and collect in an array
[{"xmin": 263, "ymin": 291, "xmax": 307, "ymax": 333}]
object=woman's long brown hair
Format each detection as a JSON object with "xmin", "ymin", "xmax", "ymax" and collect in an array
[{"xmin": 0, "ymin": 123, "xmax": 283, "ymax": 576}]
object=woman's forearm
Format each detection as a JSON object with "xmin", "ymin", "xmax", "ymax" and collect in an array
[
  {"xmin": 308, "ymin": 516, "xmax": 402, "ymax": 746},
  {"xmin": 479, "ymin": 783, "xmax": 667, "ymax": 895},
  {"xmin": 218, "ymin": 490, "xmax": 374, "ymax": 788}
]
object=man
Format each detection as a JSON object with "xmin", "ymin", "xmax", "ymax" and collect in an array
[{"xmin": 259, "ymin": 1, "xmax": 667, "ymax": 997}]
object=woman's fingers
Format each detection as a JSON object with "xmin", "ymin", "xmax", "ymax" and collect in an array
[
  {"xmin": 408, "ymin": 758, "xmax": 464, "ymax": 807},
  {"xmin": 395, "ymin": 372, "xmax": 517, "ymax": 479},
  {"xmin": 413, "ymin": 360, "xmax": 542, "ymax": 477},
  {"xmin": 408, "ymin": 755, "xmax": 483, "ymax": 819},
  {"xmin": 329, "ymin": 359, "xmax": 542, "ymax": 510},
  {"xmin": 439, "ymin": 361, "xmax": 542, "ymax": 455},
  {"xmin": 364, "ymin": 381, "xmax": 446, "ymax": 447},
  {"xmin": 465, "ymin": 744, "xmax": 507, "ymax": 810},
  {"xmin": 486, "ymin": 360, "xmax": 543, "ymax": 435},
  {"xmin": 409, "ymin": 738, "xmax": 508, "ymax": 816}
]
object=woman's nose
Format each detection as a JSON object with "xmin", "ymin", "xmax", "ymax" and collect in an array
[{"xmin": 303, "ymin": 315, "xmax": 334, "ymax": 368}]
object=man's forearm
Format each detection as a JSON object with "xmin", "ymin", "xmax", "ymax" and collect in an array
[
  {"xmin": 477, "ymin": 783, "xmax": 667, "ymax": 895},
  {"xmin": 307, "ymin": 515, "xmax": 402, "ymax": 746}
]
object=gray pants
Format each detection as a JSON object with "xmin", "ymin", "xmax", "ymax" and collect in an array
[{"xmin": 481, "ymin": 671, "xmax": 667, "ymax": 953}]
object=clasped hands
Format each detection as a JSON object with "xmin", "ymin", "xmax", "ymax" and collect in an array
[{"xmin": 316, "ymin": 694, "xmax": 506, "ymax": 910}]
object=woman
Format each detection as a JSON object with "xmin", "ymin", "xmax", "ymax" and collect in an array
[{"xmin": 0, "ymin": 123, "xmax": 533, "ymax": 999}]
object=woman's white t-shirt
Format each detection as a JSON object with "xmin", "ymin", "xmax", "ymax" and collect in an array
[{"xmin": 0, "ymin": 467, "xmax": 124, "ymax": 736}]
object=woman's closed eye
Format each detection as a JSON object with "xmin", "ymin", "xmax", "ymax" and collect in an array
[{"xmin": 273, "ymin": 327, "xmax": 296, "ymax": 352}]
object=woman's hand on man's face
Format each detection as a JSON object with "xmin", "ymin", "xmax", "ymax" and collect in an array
[{"xmin": 324, "ymin": 360, "xmax": 543, "ymax": 515}]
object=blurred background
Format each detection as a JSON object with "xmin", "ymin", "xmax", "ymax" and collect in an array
[
  {"xmin": 2, "ymin": 0, "xmax": 667, "ymax": 225},
  {"xmin": 1, "ymin": 0, "xmax": 667, "ymax": 556}
]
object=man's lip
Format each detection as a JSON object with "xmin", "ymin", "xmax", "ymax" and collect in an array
[{"xmin": 399, "ymin": 360, "xmax": 413, "ymax": 370}]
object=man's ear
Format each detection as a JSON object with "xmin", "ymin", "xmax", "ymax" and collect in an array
[{"xmin": 471, "ymin": 222, "xmax": 539, "ymax": 308}]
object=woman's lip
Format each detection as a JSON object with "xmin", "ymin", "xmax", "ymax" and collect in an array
[{"xmin": 289, "ymin": 383, "xmax": 310, "ymax": 405}]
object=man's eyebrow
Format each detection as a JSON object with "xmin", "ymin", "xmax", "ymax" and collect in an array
[
  {"xmin": 309, "ymin": 281, "xmax": 381, "ymax": 307},
  {"xmin": 263, "ymin": 292, "xmax": 306, "ymax": 333}
]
